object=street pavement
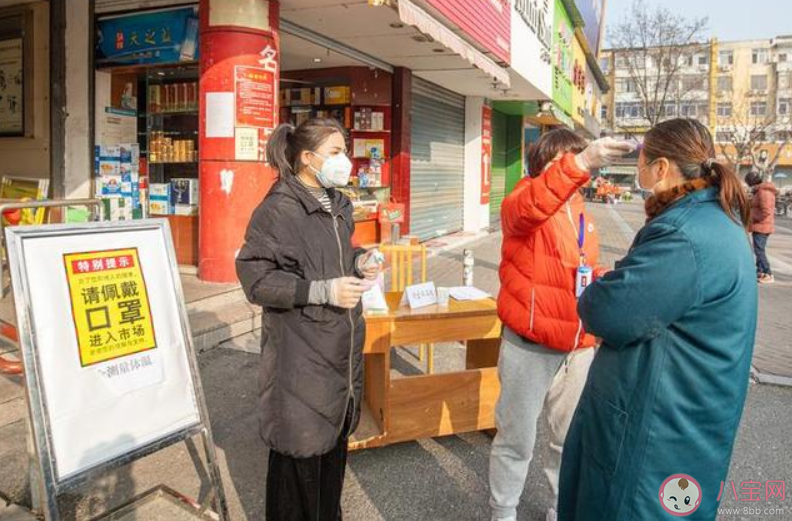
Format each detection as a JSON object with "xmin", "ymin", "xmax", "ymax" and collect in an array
[{"xmin": 1, "ymin": 201, "xmax": 791, "ymax": 520}]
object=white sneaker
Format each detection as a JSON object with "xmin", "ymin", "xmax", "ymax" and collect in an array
[
  {"xmin": 491, "ymin": 516, "xmax": 516, "ymax": 521},
  {"xmin": 546, "ymin": 507, "xmax": 558, "ymax": 521}
]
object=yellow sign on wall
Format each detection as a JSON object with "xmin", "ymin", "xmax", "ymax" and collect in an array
[{"xmin": 64, "ymin": 248, "xmax": 156, "ymax": 367}]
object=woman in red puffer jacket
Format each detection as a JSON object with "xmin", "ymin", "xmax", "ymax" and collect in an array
[
  {"xmin": 489, "ymin": 130, "xmax": 633, "ymax": 521},
  {"xmin": 746, "ymin": 171, "xmax": 779, "ymax": 283}
]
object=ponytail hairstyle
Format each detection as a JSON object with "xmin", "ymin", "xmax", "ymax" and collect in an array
[
  {"xmin": 643, "ymin": 118, "xmax": 751, "ymax": 228},
  {"xmin": 266, "ymin": 118, "xmax": 347, "ymax": 177}
]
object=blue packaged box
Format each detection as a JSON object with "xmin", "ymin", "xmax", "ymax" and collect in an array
[{"xmin": 170, "ymin": 178, "xmax": 199, "ymax": 206}]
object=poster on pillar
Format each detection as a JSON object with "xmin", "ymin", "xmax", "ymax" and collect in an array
[
  {"xmin": 234, "ymin": 64, "xmax": 276, "ymax": 161},
  {"xmin": 200, "ymin": 28, "xmax": 279, "ymax": 162},
  {"xmin": 481, "ymin": 105, "xmax": 492, "ymax": 205}
]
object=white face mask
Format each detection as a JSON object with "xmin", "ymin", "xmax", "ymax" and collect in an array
[{"xmin": 310, "ymin": 151, "xmax": 353, "ymax": 188}]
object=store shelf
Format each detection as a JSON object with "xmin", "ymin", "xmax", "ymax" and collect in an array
[
  {"xmin": 149, "ymin": 162, "xmax": 198, "ymax": 165},
  {"xmin": 148, "ymin": 109, "xmax": 200, "ymax": 116}
]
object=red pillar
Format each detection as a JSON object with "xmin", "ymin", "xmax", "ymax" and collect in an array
[
  {"xmin": 390, "ymin": 67, "xmax": 412, "ymax": 234},
  {"xmin": 198, "ymin": 0, "xmax": 280, "ymax": 282}
]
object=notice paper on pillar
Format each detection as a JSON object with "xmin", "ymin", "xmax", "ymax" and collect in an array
[
  {"xmin": 234, "ymin": 64, "xmax": 276, "ymax": 161},
  {"xmin": 5, "ymin": 221, "xmax": 203, "ymax": 482}
]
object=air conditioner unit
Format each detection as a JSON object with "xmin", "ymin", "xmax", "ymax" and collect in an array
[
  {"xmin": 699, "ymin": 66, "xmax": 709, "ymax": 72},
  {"xmin": 718, "ymin": 65, "xmax": 733, "ymax": 72}
]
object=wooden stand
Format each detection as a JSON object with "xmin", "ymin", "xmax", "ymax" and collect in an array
[{"xmin": 350, "ymin": 293, "xmax": 502, "ymax": 450}]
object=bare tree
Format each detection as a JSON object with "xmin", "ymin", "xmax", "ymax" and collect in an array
[
  {"xmin": 609, "ymin": 0, "xmax": 709, "ymax": 129},
  {"xmin": 717, "ymin": 100, "xmax": 792, "ymax": 178}
]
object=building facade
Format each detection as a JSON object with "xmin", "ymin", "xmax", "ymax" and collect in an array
[
  {"xmin": 0, "ymin": 0, "xmax": 610, "ymax": 283},
  {"xmin": 602, "ymin": 36, "xmax": 792, "ymax": 186}
]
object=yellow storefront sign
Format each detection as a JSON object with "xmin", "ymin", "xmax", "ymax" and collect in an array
[{"xmin": 64, "ymin": 248, "xmax": 156, "ymax": 367}]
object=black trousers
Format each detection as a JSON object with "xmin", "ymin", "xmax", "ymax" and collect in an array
[{"xmin": 266, "ymin": 403, "xmax": 353, "ymax": 521}]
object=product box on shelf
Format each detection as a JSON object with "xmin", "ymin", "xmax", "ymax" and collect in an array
[
  {"xmin": 120, "ymin": 143, "xmax": 140, "ymax": 166},
  {"xmin": 284, "ymin": 87, "xmax": 321, "ymax": 106},
  {"xmin": 149, "ymin": 183, "xmax": 172, "ymax": 215},
  {"xmin": 324, "ymin": 86, "xmax": 351, "ymax": 105},
  {"xmin": 170, "ymin": 178, "xmax": 199, "ymax": 207},
  {"xmin": 96, "ymin": 146, "xmax": 121, "ymax": 177},
  {"xmin": 98, "ymin": 175, "xmax": 123, "ymax": 197},
  {"xmin": 173, "ymin": 204, "xmax": 198, "ymax": 216},
  {"xmin": 99, "ymin": 197, "xmax": 133, "ymax": 221}
]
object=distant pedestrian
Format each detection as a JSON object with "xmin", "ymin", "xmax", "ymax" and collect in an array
[
  {"xmin": 236, "ymin": 118, "xmax": 382, "ymax": 521},
  {"xmin": 491, "ymin": 130, "xmax": 632, "ymax": 521},
  {"xmin": 746, "ymin": 171, "xmax": 779, "ymax": 283},
  {"xmin": 559, "ymin": 118, "xmax": 758, "ymax": 520}
]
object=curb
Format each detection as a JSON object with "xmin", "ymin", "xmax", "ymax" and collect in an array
[{"xmin": 751, "ymin": 365, "xmax": 792, "ymax": 388}]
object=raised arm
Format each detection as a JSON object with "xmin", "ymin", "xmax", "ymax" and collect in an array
[{"xmin": 578, "ymin": 223, "xmax": 700, "ymax": 349}]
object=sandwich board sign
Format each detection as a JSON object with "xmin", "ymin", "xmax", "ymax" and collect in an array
[{"xmin": 5, "ymin": 220, "xmax": 228, "ymax": 520}]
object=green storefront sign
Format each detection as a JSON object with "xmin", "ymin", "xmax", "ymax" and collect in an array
[{"xmin": 553, "ymin": 0, "xmax": 574, "ymax": 117}]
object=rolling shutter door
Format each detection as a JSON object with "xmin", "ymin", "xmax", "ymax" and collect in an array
[{"xmin": 410, "ymin": 77, "xmax": 465, "ymax": 241}]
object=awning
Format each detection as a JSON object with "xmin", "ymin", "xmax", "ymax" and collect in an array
[
  {"xmin": 398, "ymin": 0, "xmax": 510, "ymax": 87},
  {"xmin": 524, "ymin": 101, "xmax": 575, "ymax": 129}
]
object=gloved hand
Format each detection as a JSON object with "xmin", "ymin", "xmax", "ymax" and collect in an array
[
  {"xmin": 309, "ymin": 277, "xmax": 367, "ymax": 309},
  {"xmin": 356, "ymin": 249, "xmax": 384, "ymax": 281},
  {"xmin": 575, "ymin": 137, "xmax": 635, "ymax": 170}
]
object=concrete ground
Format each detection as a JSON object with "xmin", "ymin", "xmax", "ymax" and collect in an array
[{"xmin": 1, "ymin": 201, "xmax": 791, "ymax": 520}]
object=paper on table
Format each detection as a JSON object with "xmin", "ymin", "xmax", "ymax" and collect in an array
[
  {"xmin": 362, "ymin": 275, "xmax": 388, "ymax": 313},
  {"xmin": 450, "ymin": 286, "xmax": 491, "ymax": 301}
]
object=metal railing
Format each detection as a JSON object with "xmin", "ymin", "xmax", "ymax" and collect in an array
[{"xmin": 0, "ymin": 198, "xmax": 101, "ymax": 375}]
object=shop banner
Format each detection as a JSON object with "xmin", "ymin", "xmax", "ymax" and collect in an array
[
  {"xmin": 95, "ymin": 6, "xmax": 199, "ymax": 67},
  {"xmin": 481, "ymin": 105, "xmax": 492, "ymax": 205},
  {"xmin": 0, "ymin": 38, "xmax": 23, "ymax": 135},
  {"xmin": 6, "ymin": 222, "xmax": 201, "ymax": 481}
]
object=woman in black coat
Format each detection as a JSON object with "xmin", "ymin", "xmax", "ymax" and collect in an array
[{"xmin": 236, "ymin": 118, "xmax": 381, "ymax": 520}]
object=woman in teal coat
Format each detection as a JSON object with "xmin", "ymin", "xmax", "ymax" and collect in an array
[{"xmin": 559, "ymin": 119, "xmax": 758, "ymax": 520}]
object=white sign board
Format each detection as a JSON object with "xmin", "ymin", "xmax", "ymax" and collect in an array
[
  {"xmin": 403, "ymin": 281, "xmax": 437, "ymax": 309},
  {"xmin": 6, "ymin": 221, "xmax": 203, "ymax": 484}
]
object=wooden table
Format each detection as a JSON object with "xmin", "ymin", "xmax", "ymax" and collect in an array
[{"xmin": 349, "ymin": 292, "xmax": 502, "ymax": 450}]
